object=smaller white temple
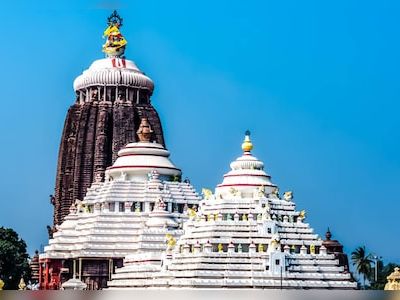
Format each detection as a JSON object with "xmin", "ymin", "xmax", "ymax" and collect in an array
[
  {"xmin": 108, "ymin": 131, "xmax": 357, "ymax": 289},
  {"xmin": 39, "ymin": 118, "xmax": 201, "ymax": 289}
]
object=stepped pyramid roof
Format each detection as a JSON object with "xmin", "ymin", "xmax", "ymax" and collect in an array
[
  {"xmin": 41, "ymin": 119, "xmax": 200, "ymax": 261},
  {"xmin": 108, "ymin": 132, "xmax": 357, "ymax": 289}
]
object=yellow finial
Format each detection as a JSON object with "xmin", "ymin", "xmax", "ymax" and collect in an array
[
  {"xmin": 241, "ymin": 130, "xmax": 253, "ymax": 152},
  {"xmin": 18, "ymin": 278, "xmax": 26, "ymax": 290}
]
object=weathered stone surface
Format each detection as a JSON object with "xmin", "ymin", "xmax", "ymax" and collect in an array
[{"xmin": 52, "ymin": 91, "xmax": 164, "ymax": 226}]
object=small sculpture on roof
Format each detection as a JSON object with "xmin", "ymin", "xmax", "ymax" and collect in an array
[
  {"xmin": 18, "ymin": 278, "xmax": 26, "ymax": 290},
  {"xmin": 137, "ymin": 118, "xmax": 154, "ymax": 142},
  {"xmin": 75, "ymin": 199, "xmax": 87, "ymax": 213},
  {"xmin": 165, "ymin": 233, "xmax": 176, "ymax": 250},
  {"xmin": 187, "ymin": 207, "xmax": 197, "ymax": 219},
  {"xmin": 283, "ymin": 191, "xmax": 293, "ymax": 201},
  {"xmin": 385, "ymin": 267, "xmax": 400, "ymax": 290},
  {"xmin": 154, "ymin": 196, "xmax": 166, "ymax": 211},
  {"xmin": 202, "ymin": 188, "xmax": 213, "ymax": 200},
  {"xmin": 270, "ymin": 187, "xmax": 279, "ymax": 198},
  {"xmin": 94, "ymin": 172, "xmax": 103, "ymax": 182},
  {"xmin": 258, "ymin": 185, "xmax": 266, "ymax": 197}
]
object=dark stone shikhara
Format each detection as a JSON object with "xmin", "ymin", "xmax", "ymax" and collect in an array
[{"xmin": 52, "ymin": 87, "xmax": 164, "ymax": 226}]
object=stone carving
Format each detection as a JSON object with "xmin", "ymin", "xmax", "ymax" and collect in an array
[
  {"xmin": 258, "ymin": 185, "xmax": 266, "ymax": 197},
  {"xmin": 385, "ymin": 267, "xmax": 400, "ymax": 290},
  {"xmin": 166, "ymin": 234, "xmax": 176, "ymax": 250},
  {"xmin": 201, "ymin": 188, "xmax": 213, "ymax": 200},
  {"xmin": 270, "ymin": 187, "xmax": 279, "ymax": 199},
  {"xmin": 229, "ymin": 187, "xmax": 239, "ymax": 196},
  {"xmin": 136, "ymin": 117, "xmax": 154, "ymax": 142},
  {"xmin": 299, "ymin": 210, "xmax": 306, "ymax": 219},
  {"xmin": 18, "ymin": 278, "xmax": 26, "ymax": 290},
  {"xmin": 283, "ymin": 191, "xmax": 293, "ymax": 201},
  {"xmin": 52, "ymin": 85, "xmax": 165, "ymax": 226}
]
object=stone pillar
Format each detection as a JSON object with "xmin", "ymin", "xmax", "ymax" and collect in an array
[
  {"xmin": 73, "ymin": 259, "xmax": 77, "ymax": 278},
  {"xmin": 249, "ymin": 242, "xmax": 256, "ymax": 254},
  {"xmin": 204, "ymin": 242, "xmax": 212, "ymax": 253},
  {"xmin": 193, "ymin": 242, "xmax": 201, "ymax": 254},
  {"xmin": 319, "ymin": 245, "xmax": 327, "ymax": 255},
  {"xmin": 108, "ymin": 259, "xmax": 113, "ymax": 280},
  {"xmin": 78, "ymin": 258, "xmax": 82, "ymax": 280},
  {"xmin": 94, "ymin": 202, "xmax": 101, "ymax": 213},
  {"xmin": 183, "ymin": 243, "xmax": 190, "ymax": 254},
  {"xmin": 248, "ymin": 213, "xmax": 254, "ymax": 222},
  {"xmin": 144, "ymin": 202, "xmax": 150, "ymax": 212}
]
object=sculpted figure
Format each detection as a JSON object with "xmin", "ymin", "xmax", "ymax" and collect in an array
[
  {"xmin": 283, "ymin": 191, "xmax": 293, "ymax": 201},
  {"xmin": 165, "ymin": 234, "xmax": 176, "ymax": 250},
  {"xmin": 202, "ymin": 188, "xmax": 213, "ymax": 200}
]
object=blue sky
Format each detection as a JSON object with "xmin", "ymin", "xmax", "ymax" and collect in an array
[{"xmin": 0, "ymin": 0, "xmax": 399, "ymax": 264}]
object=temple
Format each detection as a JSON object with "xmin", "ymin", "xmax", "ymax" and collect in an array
[
  {"xmin": 39, "ymin": 118, "xmax": 201, "ymax": 289},
  {"xmin": 38, "ymin": 11, "xmax": 357, "ymax": 290},
  {"xmin": 51, "ymin": 10, "xmax": 165, "ymax": 227},
  {"xmin": 322, "ymin": 228, "xmax": 350, "ymax": 272},
  {"xmin": 384, "ymin": 267, "xmax": 400, "ymax": 290},
  {"xmin": 107, "ymin": 132, "xmax": 357, "ymax": 289}
]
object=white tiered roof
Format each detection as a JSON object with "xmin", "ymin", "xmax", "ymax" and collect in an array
[
  {"xmin": 41, "ymin": 137, "xmax": 201, "ymax": 261},
  {"xmin": 106, "ymin": 141, "xmax": 181, "ymax": 181},
  {"xmin": 108, "ymin": 132, "xmax": 357, "ymax": 289},
  {"xmin": 73, "ymin": 57, "xmax": 154, "ymax": 92}
]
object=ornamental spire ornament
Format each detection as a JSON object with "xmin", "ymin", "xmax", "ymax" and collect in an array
[
  {"xmin": 241, "ymin": 130, "xmax": 253, "ymax": 152},
  {"xmin": 102, "ymin": 10, "xmax": 127, "ymax": 57}
]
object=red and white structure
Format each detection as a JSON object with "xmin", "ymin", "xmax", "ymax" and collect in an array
[
  {"xmin": 107, "ymin": 132, "xmax": 357, "ymax": 289},
  {"xmin": 39, "ymin": 119, "xmax": 201, "ymax": 289}
]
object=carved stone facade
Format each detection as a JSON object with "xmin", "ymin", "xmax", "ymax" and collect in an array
[{"xmin": 53, "ymin": 85, "xmax": 164, "ymax": 226}]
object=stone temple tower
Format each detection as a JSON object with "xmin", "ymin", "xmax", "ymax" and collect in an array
[{"xmin": 52, "ymin": 11, "xmax": 164, "ymax": 227}]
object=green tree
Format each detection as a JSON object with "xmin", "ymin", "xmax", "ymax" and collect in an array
[
  {"xmin": 370, "ymin": 262, "xmax": 400, "ymax": 290},
  {"xmin": 0, "ymin": 227, "xmax": 31, "ymax": 289},
  {"xmin": 351, "ymin": 246, "xmax": 373, "ymax": 289}
]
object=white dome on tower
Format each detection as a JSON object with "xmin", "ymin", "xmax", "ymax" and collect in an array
[
  {"xmin": 73, "ymin": 57, "xmax": 154, "ymax": 92},
  {"xmin": 106, "ymin": 118, "xmax": 181, "ymax": 181},
  {"xmin": 106, "ymin": 141, "xmax": 181, "ymax": 181},
  {"xmin": 215, "ymin": 131, "xmax": 276, "ymax": 198}
]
